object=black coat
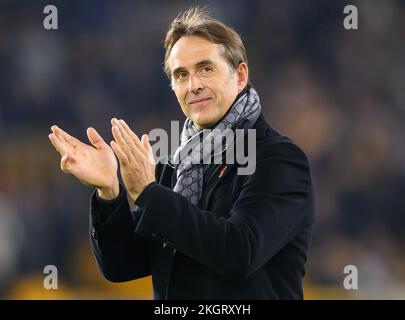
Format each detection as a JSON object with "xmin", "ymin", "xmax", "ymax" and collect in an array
[{"xmin": 89, "ymin": 113, "xmax": 315, "ymax": 299}]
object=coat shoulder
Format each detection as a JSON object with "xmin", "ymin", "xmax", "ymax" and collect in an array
[{"xmin": 254, "ymin": 113, "xmax": 309, "ymax": 165}]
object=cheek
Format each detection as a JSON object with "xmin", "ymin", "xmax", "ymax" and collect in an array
[
  {"xmin": 213, "ymin": 88, "xmax": 226, "ymax": 111},
  {"xmin": 179, "ymin": 101, "xmax": 190, "ymax": 117},
  {"xmin": 174, "ymin": 88, "xmax": 187, "ymax": 107}
]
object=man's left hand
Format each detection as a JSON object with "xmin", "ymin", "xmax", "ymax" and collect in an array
[{"xmin": 110, "ymin": 118, "xmax": 156, "ymax": 202}]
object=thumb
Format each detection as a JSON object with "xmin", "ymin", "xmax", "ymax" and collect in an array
[
  {"xmin": 142, "ymin": 134, "xmax": 151, "ymax": 150},
  {"xmin": 142, "ymin": 134, "xmax": 155, "ymax": 165},
  {"xmin": 87, "ymin": 127, "xmax": 106, "ymax": 149},
  {"xmin": 61, "ymin": 154, "xmax": 70, "ymax": 173}
]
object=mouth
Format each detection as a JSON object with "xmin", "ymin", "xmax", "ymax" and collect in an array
[{"xmin": 189, "ymin": 97, "xmax": 212, "ymax": 108}]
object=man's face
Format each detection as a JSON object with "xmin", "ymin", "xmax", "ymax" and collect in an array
[{"xmin": 167, "ymin": 36, "xmax": 248, "ymax": 129}]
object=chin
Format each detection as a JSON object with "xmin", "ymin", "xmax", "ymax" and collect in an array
[
  {"xmin": 191, "ymin": 115, "xmax": 212, "ymax": 129},
  {"xmin": 198, "ymin": 110, "xmax": 223, "ymax": 127},
  {"xmin": 193, "ymin": 121, "xmax": 208, "ymax": 129}
]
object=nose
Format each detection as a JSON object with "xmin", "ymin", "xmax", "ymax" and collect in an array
[{"xmin": 188, "ymin": 74, "xmax": 204, "ymax": 94}]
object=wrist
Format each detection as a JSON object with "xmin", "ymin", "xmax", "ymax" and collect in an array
[
  {"xmin": 128, "ymin": 181, "xmax": 155, "ymax": 203},
  {"xmin": 128, "ymin": 191, "xmax": 140, "ymax": 203},
  {"xmin": 97, "ymin": 180, "xmax": 120, "ymax": 200}
]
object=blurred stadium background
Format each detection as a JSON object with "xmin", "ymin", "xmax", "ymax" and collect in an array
[{"xmin": 1, "ymin": 0, "xmax": 405, "ymax": 299}]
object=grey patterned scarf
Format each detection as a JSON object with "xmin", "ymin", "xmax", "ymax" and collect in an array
[{"xmin": 171, "ymin": 86, "xmax": 262, "ymax": 205}]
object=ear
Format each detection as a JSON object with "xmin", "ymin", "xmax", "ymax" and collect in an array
[{"xmin": 236, "ymin": 62, "xmax": 249, "ymax": 91}]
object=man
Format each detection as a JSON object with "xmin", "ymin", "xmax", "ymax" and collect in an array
[{"xmin": 48, "ymin": 8, "xmax": 315, "ymax": 299}]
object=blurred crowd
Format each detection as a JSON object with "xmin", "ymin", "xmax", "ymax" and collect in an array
[{"xmin": 0, "ymin": 0, "xmax": 404, "ymax": 299}]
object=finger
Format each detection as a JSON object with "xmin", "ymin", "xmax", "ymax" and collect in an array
[
  {"xmin": 118, "ymin": 120, "xmax": 146, "ymax": 163},
  {"xmin": 116, "ymin": 122, "xmax": 144, "ymax": 160},
  {"xmin": 111, "ymin": 117, "xmax": 121, "ymax": 127},
  {"xmin": 87, "ymin": 127, "xmax": 107, "ymax": 150},
  {"xmin": 51, "ymin": 125, "xmax": 80, "ymax": 148},
  {"xmin": 110, "ymin": 140, "xmax": 128, "ymax": 166},
  {"xmin": 55, "ymin": 132, "xmax": 74, "ymax": 156},
  {"xmin": 112, "ymin": 118, "xmax": 138, "ymax": 146},
  {"xmin": 142, "ymin": 134, "xmax": 151, "ymax": 151},
  {"xmin": 112, "ymin": 118, "xmax": 142, "ymax": 159},
  {"xmin": 142, "ymin": 134, "xmax": 155, "ymax": 165},
  {"xmin": 116, "ymin": 121, "xmax": 132, "ymax": 144},
  {"xmin": 48, "ymin": 133, "xmax": 69, "ymax": 156},
  {"xmin": 119, "ymin": 119, "xmax": 142, "ymax": 148},
  {"xmin": 141, "ymin": 134, "xmax": 149, "ymax": 152},
  {"xmin": 112, "ymin": 125, "xmax": 133, "ymax": 160},
  {"xmin": 117, "ymin": 120, "xmax": 143, "ymax": 156}
]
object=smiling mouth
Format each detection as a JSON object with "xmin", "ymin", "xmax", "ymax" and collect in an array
[{"xmin": 189, "ymin": 98, "xmax": 212, "ymax": 107}]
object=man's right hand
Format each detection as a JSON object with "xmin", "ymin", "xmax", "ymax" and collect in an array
[{"xmin": 48, "ymin": 125, "xmax": 119, "ymax": 200}]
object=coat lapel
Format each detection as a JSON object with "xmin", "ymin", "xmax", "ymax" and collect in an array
[{"xmin": 202, "ymin": 162, "xmax": 236, "ymax": 207}]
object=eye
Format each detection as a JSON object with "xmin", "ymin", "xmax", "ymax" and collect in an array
[
  {"xmin": 175, "ymin": 72, "xmax": 188, "ymax": 81},
  {"xmin": 200, "ymin": 66, "xmax": 213, "ymax": 74}
]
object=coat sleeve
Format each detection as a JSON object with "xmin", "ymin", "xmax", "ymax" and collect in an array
[
  {"xmin": 89, "ymin": 163, "xmax": 165, "ymax": 282},
  {"xmin": 89, "ymin": 185, "xmax": 152, "ymax": 282},
  {"xmin": 133, "ymin": 141, "xmax": 315, "ymax": 280}
]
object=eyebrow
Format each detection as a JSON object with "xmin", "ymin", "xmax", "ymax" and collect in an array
[{"xmin": 172, "ymin": 59, "xmax": 215, "ymax": 77}]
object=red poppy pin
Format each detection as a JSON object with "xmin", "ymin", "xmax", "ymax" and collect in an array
[{"xmin": 218, "ymin": 165, "xmax": 228, "ymax": 178}]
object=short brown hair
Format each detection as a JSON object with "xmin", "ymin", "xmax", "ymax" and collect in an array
[{"xmin": 164, "ymin": 7, "xmax": 250, "ymax": 84}]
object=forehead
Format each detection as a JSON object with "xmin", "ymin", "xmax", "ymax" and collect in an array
[{"xmin": 168, "ymin": 36, "xmax": 226, "ymax": 71}]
